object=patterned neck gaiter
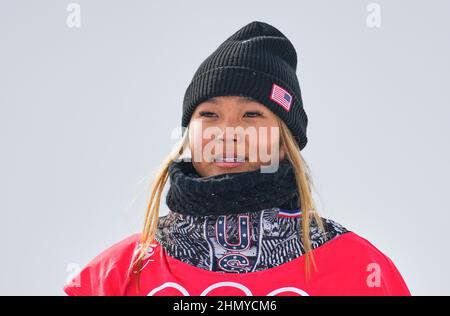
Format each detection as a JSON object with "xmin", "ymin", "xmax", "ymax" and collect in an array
[
  {"xmin": 155, "ymin": 209, "xmax": 349, "ymax": 273},
  {"xmin": 157, "ymin": 159, "xmax": 350, "ymax": 273}
]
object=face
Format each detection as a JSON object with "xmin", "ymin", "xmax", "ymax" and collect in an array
[{"xmin": 188, "ymin": 96, "xmax": 286, "ymax": 177}]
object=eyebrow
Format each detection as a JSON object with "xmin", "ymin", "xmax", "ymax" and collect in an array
[{"xmin": 204, "ymin": 96, "xmax": 256, "ymax": 105}]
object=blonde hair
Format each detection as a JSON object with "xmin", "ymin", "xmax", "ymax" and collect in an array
[{"xmin": 129, "ymin": 117, "xmax": 327, "ymax": 294}]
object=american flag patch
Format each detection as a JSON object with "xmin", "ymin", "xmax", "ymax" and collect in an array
[{"xmin": 270, "ymin": 83, "xmax": 292, "ymax": 112}]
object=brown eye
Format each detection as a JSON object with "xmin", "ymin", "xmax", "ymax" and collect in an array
[
  {"xmin": 244, "ymin": 111, "xmax": 263, "ymax": 118},
  {"xmin": 198, "ymin": 111, "xmax": 217, "ymax": 118}
]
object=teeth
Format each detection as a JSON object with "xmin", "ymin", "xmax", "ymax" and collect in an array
[{"xmin": 214, "ymin": 157, "xmax": 245, "ymax": 162}]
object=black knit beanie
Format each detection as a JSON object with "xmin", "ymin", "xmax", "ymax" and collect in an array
[{"xmin": 181, "ymin": 21, "xmax": 308, "ymax": 150}]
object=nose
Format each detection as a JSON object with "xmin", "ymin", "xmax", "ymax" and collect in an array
[
  {"xmin": 217, "ymin": 127, "xmax": 241, "ymax": 144},
  {"xmin": 213, "ymin": 113, "xmax": 237, "ymax": 139},
  {"xmin": 215, "ymin": 129, "xmax": 245, "ymax": 159}
]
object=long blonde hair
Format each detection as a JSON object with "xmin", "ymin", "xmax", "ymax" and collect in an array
[{"xmin": 129, "ymin": 117, "xmax": 327, "ymax": 294}]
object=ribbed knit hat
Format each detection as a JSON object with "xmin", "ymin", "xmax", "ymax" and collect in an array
[{"xmin": 182, "ymin": 21, "xmax": 308, "ymax": 150}]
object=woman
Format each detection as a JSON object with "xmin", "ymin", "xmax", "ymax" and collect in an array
[{"xmin": 64, "ymin": 21, "xmax": 411, "ymax": 296}]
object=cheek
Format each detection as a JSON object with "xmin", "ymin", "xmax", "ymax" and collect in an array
[
  {"xmin": 189, "ymin": 125, "xmax": 204, "ymax": 160},
  {"xmin": 189, "ymin": 126, "xmax": 219, "ymax": 161},
  {"xmin": 252, "ymin": 126, "xmax": 281, "ymax": 152}
]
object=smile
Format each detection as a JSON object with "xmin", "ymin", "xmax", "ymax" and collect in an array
[{"xmin": 213, "ymin": 157, "xmax": 246, "ymax": 163}]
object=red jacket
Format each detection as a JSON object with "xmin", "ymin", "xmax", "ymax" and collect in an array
[{"xmin": 64, "ymin": 231, "xmax": 411, "ymax": 296}]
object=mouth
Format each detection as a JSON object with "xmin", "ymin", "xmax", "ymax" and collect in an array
[
  {"xmin": 212, "ymin": 156, "xmax": 246, "ymax": 168},
  {"xmin": 213, "ymin": 156, "xmax": 246, "ymax": 163}
]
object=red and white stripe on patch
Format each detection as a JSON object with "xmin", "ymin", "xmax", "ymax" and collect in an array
[
  {"xmin": 270, "ymin": 83, "xmax": 292, "ymax": 112},
  {"xmin": 277, "ymin": 208, "xmax": 302, "ymax": 218}
]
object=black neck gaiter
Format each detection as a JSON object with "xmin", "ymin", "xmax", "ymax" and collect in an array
[
  {"xmin": 165, "ymin": 158, "xmax": 300, "ymax": 216},
  {"xmin": 157, "ymin": 158, "xmax": 350, "ymax": 273}
]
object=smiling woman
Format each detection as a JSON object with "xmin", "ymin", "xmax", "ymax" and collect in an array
[{"xmin": 63, "ymin": 21, "xmax": 411, "ymax": 296}]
